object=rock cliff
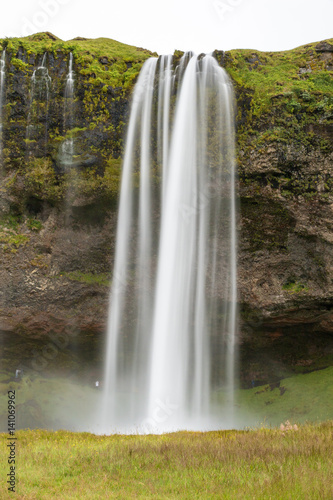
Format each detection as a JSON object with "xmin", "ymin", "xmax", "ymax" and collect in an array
[{"xmin": 0, "ymin": 33, "xmax": 332, "ymax": 385}]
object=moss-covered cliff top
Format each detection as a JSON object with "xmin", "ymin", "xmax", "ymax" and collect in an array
[
  {"xmin": 225, "ymin": 38, "xmax": 333, "ymax": 113},
  {"xmin": 1, "ymin": 32, "xmax": 331, "ymax": 110},
  {"xmin": 222, "ymin": 38, "xmax": 333, "ymax": 155},
  {"xmin": 0, "ymin": 32, "xmax": 156, "ymax": 91},
  {"xmin": 0, "ymin": 33, "xmax": 332, "ymax": 210}
]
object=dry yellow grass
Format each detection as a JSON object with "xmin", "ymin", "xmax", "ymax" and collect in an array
[{"xmin": 1, "ymin": 422, "xmax": 332, "ymax": 499}]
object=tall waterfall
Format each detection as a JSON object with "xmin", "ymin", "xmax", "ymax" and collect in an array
[
  {"xmin": 102, "ymin": 53, "xmax": 237, "ymax": 433},
  {"xmin": 0, "ymin": 49, "xmax": 6, "ymax": 169},
  {"xmin": 26, "ymin": 53, "xmax": 51, "ymax": 155},
  {"xmin": 62, "ymin": 52, "xmax": 75, "ymax": 168}
]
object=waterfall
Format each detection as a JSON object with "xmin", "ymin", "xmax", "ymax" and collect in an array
[
  {"xmin": 26, "ymin": 53, "xmax": 51, "ymax": 155},
  {"xmin": 0, "ymin": 49, "xmax": 6, "ymax": 169},
  {"xmin": 62, "ymin": 52, "xmax": 75, "ymax": 168},
  {"xmin": 102, "ymin": 53, "xmax": 237, "ymax": 434},
  {"xmin": 157, "ymin": 54, "xmax": 173, "ymax": 201}
]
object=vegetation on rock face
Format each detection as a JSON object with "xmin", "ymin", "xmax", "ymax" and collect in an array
[
  {"xmin": 0, "ymin": 214, "xmax": 30, "ymax": 252},
  {"xmin": 223, "ymin": 39, "xmax": 333, "ymax": 200},
  {"xmin": 0, "ymin": 32, "xmax": 154, "ymax": 217},
  {"xmin": 59, "ymin": 270, "xmax": 111, "ymax": 286},
  {"xmin": 282, "ymin": 280, "xmax": 309, "ymax": 294}
]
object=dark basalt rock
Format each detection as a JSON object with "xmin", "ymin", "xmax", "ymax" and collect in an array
[
  {"xmin": 99, "ymin": 56, "xmax": 109, "ymax": 65},
  {"xmin": 315, "ymin": 41, "xmax": 333, "ymax": 52}
]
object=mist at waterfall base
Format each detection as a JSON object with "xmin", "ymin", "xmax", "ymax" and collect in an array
[{"xmin": 96, "ymin": 52, "xmax": 238, "ymax": 435}]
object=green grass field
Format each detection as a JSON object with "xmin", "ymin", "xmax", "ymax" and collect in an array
[
  {"xmin": 234, "ymin": 366, "xmax": 333, "ymax": 427},
  {"xmin": 0, "ymin": 423, "xmax": 332, "ymax": 499},
  {"xmin": 1, "ymin": 368, "xmax": 332, "ymax": 497}
]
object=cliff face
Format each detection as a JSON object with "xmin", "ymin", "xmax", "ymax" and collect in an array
[
  {"xmin": 224, "ymin": 40, "xmax": 333, "ymax": 383},
  {"xmin": 0, "ymin": 33, "xmax": 333, "ymax": 385}
]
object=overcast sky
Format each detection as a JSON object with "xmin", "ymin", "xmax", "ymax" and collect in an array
[{"xmin": 1, "ymin": 0, "xmax": 332, "ymax": 54}]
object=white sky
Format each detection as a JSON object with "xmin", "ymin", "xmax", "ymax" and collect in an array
[{"xmin": 0, "ymin": 0, "xmax": 332, "ymax": 54}]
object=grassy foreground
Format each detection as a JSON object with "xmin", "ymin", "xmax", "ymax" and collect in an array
[{"xmin": 1, "ymin": 423, "xmax": 333, "ymax": 499}]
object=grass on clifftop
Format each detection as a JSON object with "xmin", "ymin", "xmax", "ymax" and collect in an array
[
  {"xmin": 225, "ymin": 38, "xmax": 333, "ymax": 118},
  {"xmin": 0, "ymin": 32, "xmax": 155, "ymax": 90},
  {"xmin": 224, "ymin": 38, "xmax": 333, "ymax": 161},
  {"xmin": 0, "ymin": 423, "xmax": 332, "ymax": 499}
]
